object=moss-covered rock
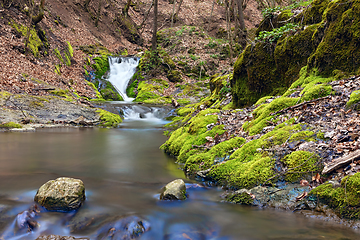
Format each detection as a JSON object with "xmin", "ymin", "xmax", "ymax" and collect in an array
[
  {"xmin": 307, "ymin": 0, "xmax": 360, "ymax": 76},
  {"xmin": 282, "ymin": 151, "xmax": 320, "ymax": 182},
  {"xmin": 167, "ymin": 70, "xmax": 183, "ymax": 83},
  {"xmin": 96, "ymin": 109, "xmax": 122, "ymax": 127},
  {"xmin": 347, "ymin": 90, "xmax": 360, "ymax": 110},
  {"xmin": 310, "ymin": 173, "xmax": 360, "ymax": 219},
  {"xmin": 0, "ymin": 122, "xmax": 22, "ymax": 128}
]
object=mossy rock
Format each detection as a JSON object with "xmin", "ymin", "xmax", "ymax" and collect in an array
[
  {"xmin": 310, "ymin": 173, "xmax": 360, "ymax": 219},
  {"xmin": 347, "ymin": 90, "xmax": 360, "ymax": 110},
  {"xmin": 232, "ymin": 24, "xmax": 317, "ymax": 108},
  {"xmin": 100, "ymin": 88, "xmax": 123, "ymax": 101},
  {"xmin": 96, "ymin": 109, "xmax": 122, "ymax": 127},
  {"xmin": 226, "ymin": 191, "xmax": 254, "ymax": 205},
  {"xmin": 307, "ymin": 0, "xmax": 360, "ymax": 76},
  {"xmin": 0, "ymin": 122, "xmax": 22, "ymax": 128},
  {"xmin": 167, "ymin": 70, "xmax": 183, "ymax": 83},
  {"xmin": 256, "ymin": 9, "xmax": 294, "ymax": 36}
]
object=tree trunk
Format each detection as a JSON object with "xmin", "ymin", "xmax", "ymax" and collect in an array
[
  {"xmin": 95, "ymin": 0, "xmax": 101, "ymax": 27},
  {"xmin": 225, "ymin": 0, "xmax": 233, "ymax": 59},
  {"xmin": 123, "ymin": 0, "xmax": 132, "ymax": 16},
  {"xmin": 210, "ymin": 0, "xmax": 215, "ymax": 20},
  {"xmin": 84, "ymin": 0, "xmax": 91, "ymax": 12},
  {"xmin": 170, "ymin": 0, "xmax": 176, "ymax": 28},
  {"xmin": 174, "ymin": 0, "xmax": 183, "ymax": 20},
  {"xmin": 151, "ymin": 0, "xmax": 158, "ymax": 51},
  {"xmin": 32, "ymin": 0, "xmax": 45, "ymax": 25},
  {"xmin": 236, "ymin": 0, "xmax": 247, "ymax": 48}
]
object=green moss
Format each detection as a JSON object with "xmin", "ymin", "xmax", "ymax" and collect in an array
[
  {"xmin": 161, "ymin": 109, "xmax": 221, "ymax": 161},
  {"xmin": 282, "ymin": 151, "xmax": 320, "ymax": 182},
  {"xmin": 184, "ymin": 137, "xmax": 246, "ymax": 175},
  {"xmin": 96, "ymin": 109, "xmax": 122, "ymax": 127},
  {"xmin": 289, "ymin": 130, "xmax": 315, "ymax": 142},
  {"xmin": 11, "ymin": 20, "xmax": 47, "ymax": 57},
  {"xmin": 93, "ymin": 55, "xmax": 111, "ymax": 79},
  {"xmin": 86, "ymin": 81, "xmax": 103, "ymax": 100},
  {"xmin": 0, "ymin": 122, "xmax": 22, "ymax": 128},
  {"xmin": 310, "ymin": 173, "xmax": 360, "ymax": 219},
  {"xmin": 177, "ymin": 107, "xmax": 192, "ymax": 117},
  {"xmin": 226, "ymin": 192, "xmax": 253, "ymax": 205},
  {"xmin": 126, "ymin": 80, "xmax": 138, "ymax": 98},
  {"xmin": 100, "ymin": 88, "xmax": 123, "ymax": 101},
  {"xmin": 248, "ymin": 97, "xmax": 299, "ymax": 135},
  {"xmin": 167, "ymin": 70, "xmax": 183, "ymax": 83},
  {"xmin": 135, "ymin": 80, "xmax": 170, "ymax": 103},
  {"xmin": 347, "ymin": 90, "xmax": 360, "ymax": 109},
  {"xmin": 49, "ymin": 89, "xmax": 74, "ymax": 101},
  {"xmin": 54, "ymin": 48, "xmax": 64, "ymax": 63},
  {"xmin": 307, "ymin": 0, "xmax": 360, "ymax": 76},
  {"xmin": 177, "ymin": 98, "xmax": 191, "ymax": 105}
]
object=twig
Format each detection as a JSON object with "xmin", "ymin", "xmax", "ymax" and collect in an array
[
  {"xmin": 272, "ymin": 96, "xmax": 331, "ymax": 115},
  {"xmin": 139, "ymin": 0, "xmax": 154, "ymax": 30},
  {"xmin": 322, "ymin": 149, "xmax": 360, "ymax": 174},
  {"xmin": 5, "ymin": 96, "xmax": 27, "ymax": 118}
]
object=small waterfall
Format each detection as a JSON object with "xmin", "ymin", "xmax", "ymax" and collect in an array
[
  {"xmin": 107, "ymin": 56, "xmax": 140, "ymax": 102},
  {"xmin": 121, "ymin": 105, "xmax": 169, "ymax": 121}
]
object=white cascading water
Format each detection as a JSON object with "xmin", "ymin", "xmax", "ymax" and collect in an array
[{"xmin": 107, "ymin": 57, "xmax": 140, "ymax": 102}]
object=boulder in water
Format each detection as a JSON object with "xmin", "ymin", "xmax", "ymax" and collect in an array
[
  {"xmin": 34, "ymin": 177, "xmax": 85, "ymax": 212},
  {"xmin": 160, "ymin": 179, "xmax": 187, "ymax": 201}
]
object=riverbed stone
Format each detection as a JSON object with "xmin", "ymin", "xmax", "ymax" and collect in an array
[
  {"xmin": 34, "ymin": 177, "xmax": 85, "ymax": 212},
  {"xmin": 36, "ymin": 235, "xmax": 89, "ymax": 240},
  {"xmin": 160, "ymin": 179, "xmax": 187, "ymax": 201}
]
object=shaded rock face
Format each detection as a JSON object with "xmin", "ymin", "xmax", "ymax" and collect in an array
[
  {"xmin": 34, "ymin": 177, "xmax": 85, "ymax": 212},
  {"xmin": 160, "ymin": 179, "xmax": 187, "ymax": 201}
]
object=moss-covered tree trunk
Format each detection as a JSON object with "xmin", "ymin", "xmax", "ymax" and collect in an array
[{"xmin": 31, "ymin": 0, "xmax": 45, "ymax": 25}]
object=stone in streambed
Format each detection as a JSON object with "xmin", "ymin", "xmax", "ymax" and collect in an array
[
  {"xmin": 160, "ymin": 179, "xmax": 187, "ymax": 201},
  {"xmin": 36, "ymin": 235, "xmax": 88, "ymax": 240},
  {"xmin": 34, "ymin": 177, "xmax": 85, "ymax": 212}
]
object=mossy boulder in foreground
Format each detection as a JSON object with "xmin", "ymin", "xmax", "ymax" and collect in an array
[
  {"xmin": 34, "ymin": 177, "xmax": 85, "ymax": 212},
  {"xmin": 310, "ymin": 173, "xmax": 360, "ymax": 219}
]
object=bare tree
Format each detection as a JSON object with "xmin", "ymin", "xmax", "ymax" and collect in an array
[
  {"xmin": 84, "ymin": 0, "xmax": 91, "ymax": 12},
  {"xmin": 95, "ymin": 0, "xmax": 102, "ymax": 27},
  {"xmin": 123, "ymin": 0, "xmax": 132, "ymax": 16},
  {"xmin": 151, "ymin": 0, "xmax": 158, "ymax": 51}
]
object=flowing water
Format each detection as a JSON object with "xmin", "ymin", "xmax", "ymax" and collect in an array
[
  {"xmin": 0, "ymin": 109, "xmax": 359, "ymax": 239},
  {"xmin": 107, "ymin": 57, "xmax": 140, "ymax": 102}
]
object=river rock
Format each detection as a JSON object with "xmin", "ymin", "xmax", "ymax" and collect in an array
[
  {"xmin": 36, "ymin": 235, "xmax": 89, "ymax": 240},
  {"xmin": 34, "ymin": 177, "xmax": 85, "ymax": 212},
  {"xmin": 160, "ymin": 179, "xmax": 187, "ymax": 201}
]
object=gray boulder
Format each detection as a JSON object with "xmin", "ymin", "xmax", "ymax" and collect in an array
[
  {"xmin": 34, "ymin": 177, "xmax": 85, "ymax": 212},
  {"xmin": 160, "ymin": 179, "xmax": 187, "ymax": 200}
]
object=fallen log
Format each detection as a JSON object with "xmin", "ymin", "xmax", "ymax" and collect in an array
[{"xmin": 322, "ymin": 149, "xmax": 360, "ymax": 174}]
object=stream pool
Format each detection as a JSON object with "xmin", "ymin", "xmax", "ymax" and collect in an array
[{"xmin": 0, "ymin": 115, "xmax": 359, "ymax": 239}]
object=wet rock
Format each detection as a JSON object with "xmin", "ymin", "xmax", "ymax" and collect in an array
[
  {"xmin": 15, "ymin": 205, "xmax": 40, "ymax": 233},
  {"xmin": 91, "ymin": 215, "xmax": 150, "ymax": 239},
  {"xmin": 34, "ymin": 177, "xmax": 85, "ymax": 212},
  {"xmin": 160, "ymin": 179, "xmax": 187, "ymax": 201},
  {"xmin": 36, "ymin": 235, "xmax": 89, "ymax": 240}
]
